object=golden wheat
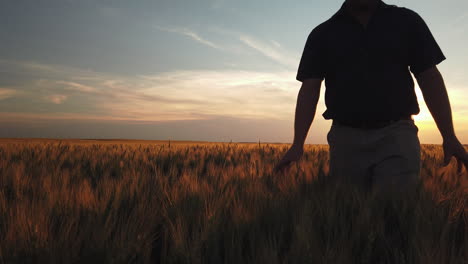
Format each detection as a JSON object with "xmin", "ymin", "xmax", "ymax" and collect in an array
[{"xmin": 0, "ymin": 139, "xmax": 466, "ymax": 263}]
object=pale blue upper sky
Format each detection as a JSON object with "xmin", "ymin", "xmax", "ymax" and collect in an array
[{"xmin": 1, "ymin": 0, "xmax": 467, "ymax": 143}]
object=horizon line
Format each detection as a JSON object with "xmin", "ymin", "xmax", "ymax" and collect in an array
[{"xmin": 0, "ymin": 137, "xmax": 453, "ymax": 146}]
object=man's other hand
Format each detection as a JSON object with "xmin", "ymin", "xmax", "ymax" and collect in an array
[
  {"xmin": 273, "ymin": 144, "xmax": 304, "ymax": 174},
  {"xmin": 442, "ymin": 136, "xmax": 468, "ymax": 175}
]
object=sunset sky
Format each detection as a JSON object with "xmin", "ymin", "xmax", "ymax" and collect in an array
[{"xmin": 1, "ymin": 0, "xmax": 467, "ymax": 143}]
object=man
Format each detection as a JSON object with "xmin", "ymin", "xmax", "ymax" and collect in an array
[{"xmin": 274, "ymin": 0, "xmax": 468, "ymax": 193}]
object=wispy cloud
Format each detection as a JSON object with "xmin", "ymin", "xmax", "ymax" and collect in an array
[
  {"xmin": 153, "ymin": 26, "xmax": 300, "ymax": 69},
  {"xmin": 155, "ymin": 26, "xmax": 223, "ymax": 50},
  {"xmin": 39, "ymin": 79, "xmax": 206, "ymax": 107},
  {"xmin": 271, "ymin": 40, "xmax": 282, "ymax": 48},
  {"xmin": 204, "ymin": 27, "xmax": 298, "ymax": 69},
  {"xmin": 0, "ymin": 59, "xmax": 101, "ymax": 81},
  {"xmin": 0, "ymin": 88, "xmax": 18, "ymax": 100},
  {"xmin": 103, "ymin": 69, "xmax": 303, "ymax": 121},
  {"xmin": 57, "ymin": 81, "xmax": 97, "ymax": 92},
  {"xmin": 0, "ymin": 60, "xmax": 309, "ymax": 122},
  {"xmin": 3, "ymin": 59, "xmax": 467, "ymax": 143},
  {"xmin": 45, "ymin": 94, "xmax": 68, "ymax": 104},
  {"xmin": 239, "ymin": 34, "xmax": 298, "ymax": 69}
]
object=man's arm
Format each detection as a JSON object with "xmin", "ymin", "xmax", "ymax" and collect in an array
[
  {"xmin": 274, "ymin": 78, "xmax": 322, "ymax": 173},
  {"xmin": 415, "ymin": 66, "xmax": 468, "ymax": 172},
  {"xmin": 416, "ymin": 66, "xmax": 455, "ymax": 139},
  {"xmin": 292, "ymin": 78, "xmax": 322, "ymax": 146}
]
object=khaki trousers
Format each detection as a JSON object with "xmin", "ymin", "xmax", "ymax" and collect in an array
[{"xmin": 327, "ymin": 119, "xmax": 421, "ymax": 193}]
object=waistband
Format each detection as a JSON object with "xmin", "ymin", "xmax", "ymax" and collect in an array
[{"xmin": 332, "ymin": 116, "xmax": 413, "ymax": 130}]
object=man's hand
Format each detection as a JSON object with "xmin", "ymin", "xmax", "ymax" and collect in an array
[
  {"xmin": 415, "ymin": 66, "xmax": 468, "ymax": 175},
  {"xmin": 273, "ymin": 144, "xmax": 304, "ymax": 174},
  {"xmin": 272, "ymin": 78, "xmax": 321, "ymax": 175},
  {"xmin": 442, "ymin": 136, "xmax": 468, "ymax": 174}
]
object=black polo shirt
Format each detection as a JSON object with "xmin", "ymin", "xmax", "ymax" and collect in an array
[{"xmin": 296, "ymin": 0, "xmax": 446, "ymax": 122}]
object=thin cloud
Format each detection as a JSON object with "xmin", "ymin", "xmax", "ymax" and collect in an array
[
  {"xmin": 57, "ymin": 81, "xmax": 97, "ymax": 92},
  {"xmin": 0, "ymin": 60, "xmax": 305, "ymax": 121},
  {"xmin": 205, "ymin": 27, "xmax": 299, "ymax": 68},
  {"xmin": 155, "ymin": 26, "xmax": 223, "ymax": 50},
  {"xmin": 45, "ymin": 94, "xmax": 68, "ymax": 104},
  {"xmin": 103, "ymin": 69, "xmax": 303, "ymax": 121},
  {"xmin": 239, "ymin": 34, "xmax": 298, "ymax": 69},
  {"xmin": 0, "ymin": 112, "xmax": 138, "ymax": 122},
  {"xmin": 1, "ymin": 61, "xmax": 206, "ymax": 106},
  {"xmin": 6, "ymin": 60, "xmax": 468, "ymax": 125},
  {"xmin": 0, "ymin": 59, "xmax": 102, "ymax": 81},
  {"xmin": 271, "ymin": 40, "xmax": 282, "ymax": 48},
  {"xmin": 50, "ymin": 80, "xmax": 206, "ymax": 106},
  {"xmin": 0, "ymin": 88, "xmax": 18, "ymax": 100},
  {"xmin": 3, "ymin": 59, "xmax": 467, "ymax": 143},
  {"xmin": 153, "ymin": 26, "xmax": 298, "ymax": 66}
]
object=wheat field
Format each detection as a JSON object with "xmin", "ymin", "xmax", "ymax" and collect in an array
[{"xmin": 0, "ymin": 139, "xmax": 466, "ymax": 263}]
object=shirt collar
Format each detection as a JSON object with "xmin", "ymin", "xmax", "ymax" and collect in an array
[{"xmin": 333, "ymin": 0, "xmax": 390, "ymax": 20}]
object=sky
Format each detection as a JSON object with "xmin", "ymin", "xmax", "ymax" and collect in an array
[{"xmin": 1, "ymin": 0, "xmax": 467, "ymax": 143}]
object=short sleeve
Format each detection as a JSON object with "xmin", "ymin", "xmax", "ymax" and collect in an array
[
  {"xmin": 296, "ymin": 27, "xmax": 326, "ymax": 82},
  {"xmin": 407, "ymin": 10, "xmax": 446, "ymax": 75}
]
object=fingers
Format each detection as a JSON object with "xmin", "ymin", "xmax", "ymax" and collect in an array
[
  {"xmin": 274, "ymin": 160, "xmax": 292, "ymax": 174},
  {"xmin": 273, "ymin": 160, "xmax": 285, "ymax": 173},
  {"xmin": 451, "ymin": 146, "xmax": 468, "ymax": 174},
  {"xmin": 453, "ymin": 145, "xmax": 468, "ymax": 174},
  {"xmin": 277, "ymin": 165, "xmax": 291, "ymax": 175}
]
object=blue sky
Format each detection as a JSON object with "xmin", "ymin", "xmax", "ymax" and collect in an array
[{"xmin": 1, "ymin": 0, "xmax": 468, "ymax": 143}]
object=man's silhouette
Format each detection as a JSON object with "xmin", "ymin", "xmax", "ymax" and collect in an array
[{"xmin": 274, "ymin": 0, "xmax": 468, "ymax": 193}]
